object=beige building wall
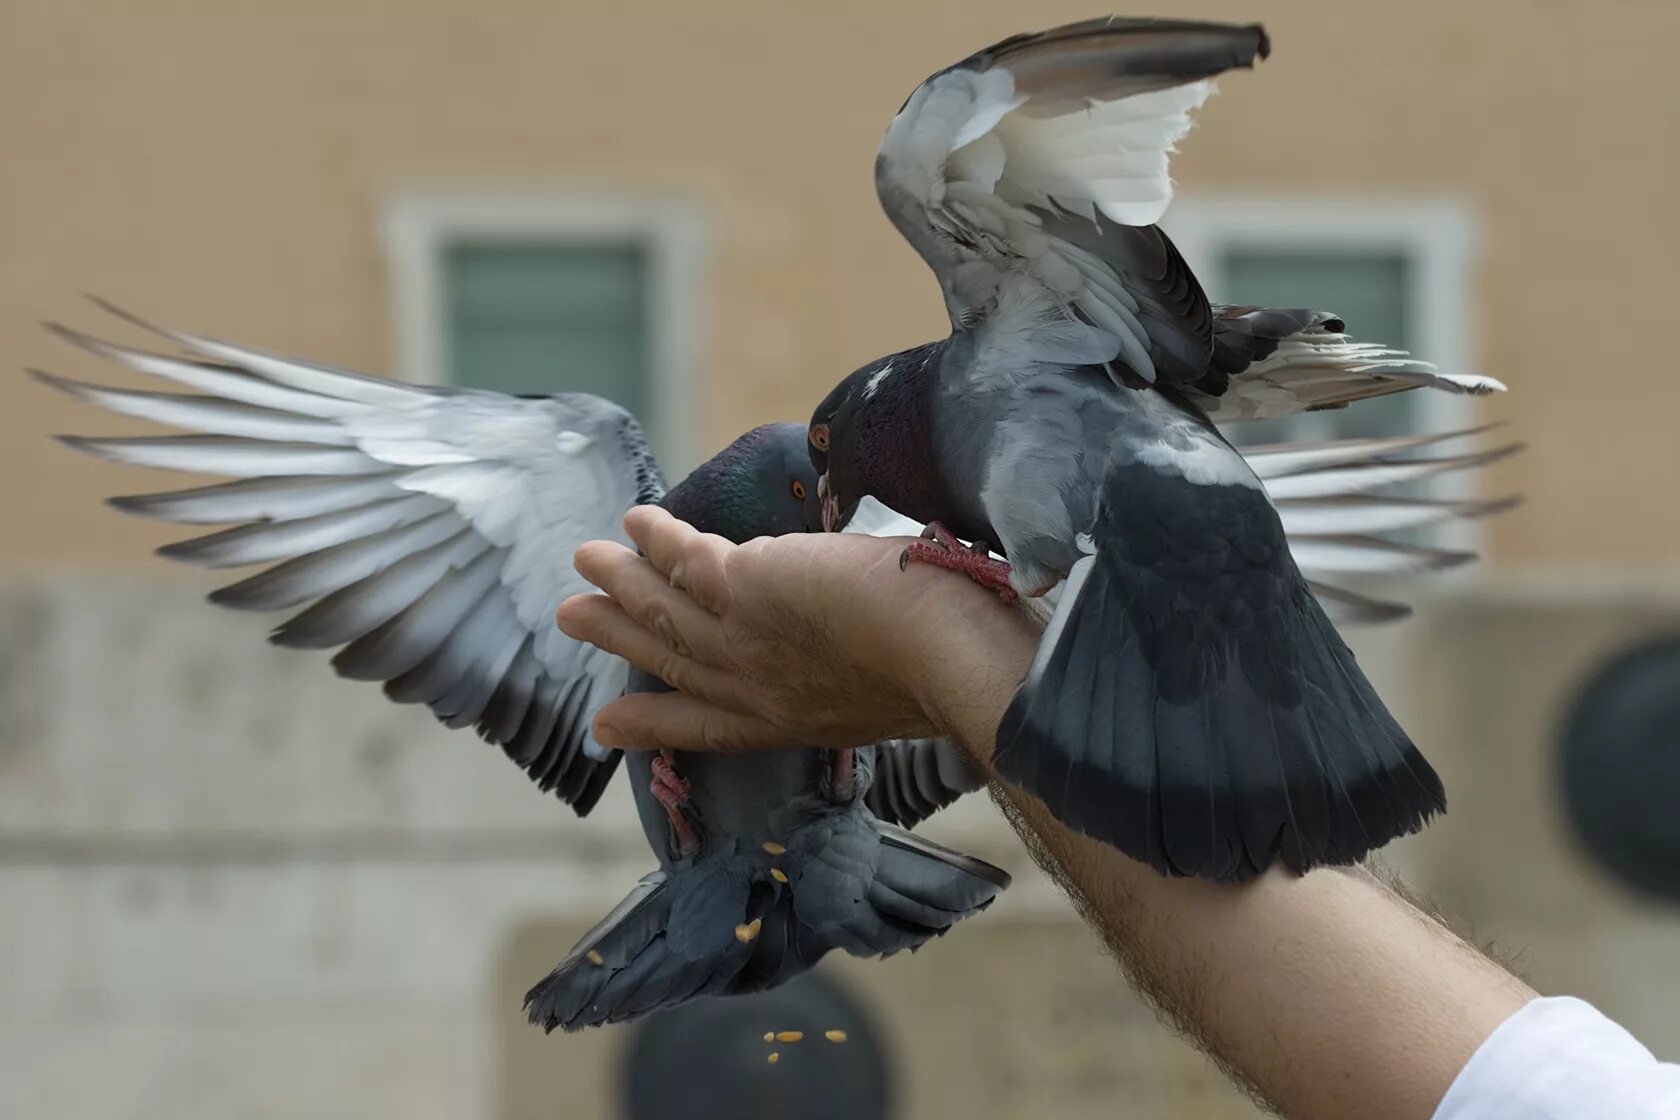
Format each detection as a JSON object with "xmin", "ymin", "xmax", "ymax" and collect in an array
[
  {"xmin": 3, "ymin": 2, "xmax": 1679, "ymax": 1118},
  {"xmin": 4, "ymin": 0, "xmax": 1680, "ymax": 569}
]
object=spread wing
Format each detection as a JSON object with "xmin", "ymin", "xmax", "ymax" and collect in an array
[
  {"xmin": 1191, "ymin": 306, "xmax": 1508, "ymax": 420},
  {"xmin": 38, "ymin": 302, "xmax": 666, "ymax": 816},
  {"xmin": 875, "ymin": 18, "xmax": 1268, "ymax": 389},
  {"xmin": 1242, "ymin": 427, "xmax": 1523, "ymax": 624}
]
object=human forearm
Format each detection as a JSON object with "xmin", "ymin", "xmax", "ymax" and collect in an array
[
  {"xmin": 996, "ymin": 785, "xmax": 1533, "ymax": 1119},
  {"xmin": 919, "ymin": 627, "xmax": 1535, "ymax": 1120}
]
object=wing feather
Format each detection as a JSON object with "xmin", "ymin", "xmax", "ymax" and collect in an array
[
  {"xmin": 44, "ymin": 303, "xmax": 667, "ymax": 816},
  {"xmin": 1238, "ymin": 429, "xmax": 1522, "ymax": 625},
  {"xmin": 876, "ymin": 19, "xmax": 1266, "ymax": 387}
]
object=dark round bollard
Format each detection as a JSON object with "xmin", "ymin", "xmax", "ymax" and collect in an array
[
  {"xmin": 1559, "ymin": 633, "xmax": 1680, "ymax": 900},
  {"xmin": 619, "ymin": 971, "xmax": 892, "ymax": 1120}
]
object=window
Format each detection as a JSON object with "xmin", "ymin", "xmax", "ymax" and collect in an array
[
  {"xmin": 381, "ymin": 191, "xmax": 708, "ymax": 473},
  {"xmin": 1165, "ymin": 196, "xmax": 1484, "ymax": 548},
  {"xmin": 444, "ymin": 242, "xmax": 649, "ymax": 412}
]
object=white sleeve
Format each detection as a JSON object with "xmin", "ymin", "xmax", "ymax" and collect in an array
[{"xmin": 1435, "ymin": 996, "xmax": 1680, "ymax": 1119}]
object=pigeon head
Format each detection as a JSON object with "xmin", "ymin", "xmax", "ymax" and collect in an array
[
  {"xmin": 808, "ymin": 343, "xmax": 942, "ymax": 532},
  {"xmin": 660, "ymin": 422, "xmax": 822, "ymax": 543}
]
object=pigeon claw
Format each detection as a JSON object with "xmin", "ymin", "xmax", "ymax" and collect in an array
[
  {"xmin": 921, "ymin": 520, "xmax": 989, "ymax": 556},
  {"xmin": 900, "ymin": 525, "xmax": 1019, "ymax": 605},
  {"xmin": 651, "ymin": 751, "xmax": 701, "ymax": 858},
  {"xmin": 829, "ymin": 747, "xmax": 857, "ymax": 802}
]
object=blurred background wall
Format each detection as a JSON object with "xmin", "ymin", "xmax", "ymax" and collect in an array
[{"xmin": 2, "ymin": 1, "xmax": 1677, "ymax": 1117}]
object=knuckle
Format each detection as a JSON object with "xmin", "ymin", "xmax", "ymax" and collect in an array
[
  {"xmin": 654, "ymin": 651, "xmax": 690, "ymax": 690},
  {"xmin": 646, "ymin": 603, "xmax": 692, "ymax": 659},
  {"xmin": 699, "ymin": 715, "xmax": 738, "ymax": 754}
]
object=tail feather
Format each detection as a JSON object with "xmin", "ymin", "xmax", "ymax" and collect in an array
[
  {"xmin": 870, "ymin": 825, "xmax": 1010, "ymax": 917},
  {"xmin": 527, "ymin": 820, "xmax": 1007, "ymax": 1031},
  {"xmin": 994, "ymin": 466, "xmax": 1446, "ymax": 881},
  {"xmin": 524, "ymin": 874, "xmax": 691, "ymax": 1032}
]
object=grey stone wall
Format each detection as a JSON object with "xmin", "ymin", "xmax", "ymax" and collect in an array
[{"xmin": 8, "ymin": 572, "xmax": 1676, "ymax": 1117}]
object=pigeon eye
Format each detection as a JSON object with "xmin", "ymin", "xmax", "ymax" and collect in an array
[
  {"xmin": 791, "ymin": 479, "xmax": 807, "ymax": 500},
  {"xmin": 809, "ymin": 424, "xmax": 829, "ymax": 452}
]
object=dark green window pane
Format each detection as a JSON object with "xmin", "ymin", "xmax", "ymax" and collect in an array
[
  {"xmin": 444, "ymin": 242, "xmax": 648, "ymax": 416},
  {"xmin": 1219, "ymin": 249, "xmax": 1414, "ymax": 446}
]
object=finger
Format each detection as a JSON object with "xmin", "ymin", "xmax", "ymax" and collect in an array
[
  {"xmin": 593, "ymin": 690, "xmax": 792, "ymax": 754},
  {"xmin": 571, "ymin": 539, "xmax": 727, "ymax": 664},
  {"xmin": 624, "ymin": 505, "xmax": 733, "ymax": 615},
  {"xmin": 557, "ymin": 594, "xmax": 746, "ymax": 707}
]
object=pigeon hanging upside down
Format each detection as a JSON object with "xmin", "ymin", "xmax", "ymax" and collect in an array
[
  {"xmin": 807, "ymin": 18, "xmax": 1519, "ymax": 882},
  {"xmin": 38, "ymin": 305, "xmax": 1002, "ymax": 1031}
]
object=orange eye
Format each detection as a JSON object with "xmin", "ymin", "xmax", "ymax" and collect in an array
[
  {"xmin": 791, "ymin": 479, "xmax": 807, "ymax": 500},
  {"xmin": 809, "ymin": 424, "xmax": 829, "ymax": 452}
]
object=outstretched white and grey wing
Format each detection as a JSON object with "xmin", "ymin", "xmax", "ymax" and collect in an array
[
  {"xmin": 875, "ymin": 18, "xmax": 1268, "ymax": 388},
  {"xmin": 1245, "ymin": 427, "xmax": 1523, "ymax": 625},
  {"xmin": 38, "ymin": 304, "xmax": 665, "ymax": 816}
]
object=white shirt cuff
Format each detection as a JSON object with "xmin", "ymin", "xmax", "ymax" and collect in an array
[{"xmin": 1435, "ymin": 996, "xmax": 1680, "ymax": 1119}]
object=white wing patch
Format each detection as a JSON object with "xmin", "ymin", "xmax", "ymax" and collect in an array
[{"xmin": 986, "ymin": 79, "xmax": 1214, "ymax": 228}]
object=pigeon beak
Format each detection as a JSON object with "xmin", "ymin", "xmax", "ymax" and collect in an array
[
  {"xmin": 817, "ymin": 473, "xmax": 856, "ymax": 533},
  {"xmin": 819, "ymin": 474, "xmax": 839, "ymax": 533}
]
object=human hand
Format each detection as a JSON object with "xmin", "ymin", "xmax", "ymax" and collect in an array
[{"xmin": 556, "ymin": 505, "xmax": 1041, "ymax": 759}]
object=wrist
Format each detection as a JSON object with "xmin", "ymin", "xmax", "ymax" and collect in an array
[{"xmin": 902, "ymin": 588, "xmax": 1042, "ymax": 767}]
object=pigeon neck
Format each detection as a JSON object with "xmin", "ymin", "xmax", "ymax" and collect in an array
[
  {"xmin": 660, "ymin": 446, "xmax": 763, "ymax": 545},
  {"xmin": 852, "ymin": 342, "xmax": 945, "ymax": 524}
]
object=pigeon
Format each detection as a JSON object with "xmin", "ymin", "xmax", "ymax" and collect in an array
[
  {"xmin": 37, "ymin": 303, "xmax": 1002, "ymax": 1032},
  {"xmin": 804, "ymin": 18, "xmax": 1519, "ymax": 882},
  {"xmin": 523, "ymin": 451, "xmax": 1004, "ymax": 1033}
]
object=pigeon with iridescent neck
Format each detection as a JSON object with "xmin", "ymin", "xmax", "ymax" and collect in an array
[{"xmin": 807, "ymin": 18, "xmax": 1518, "ymax": 883}]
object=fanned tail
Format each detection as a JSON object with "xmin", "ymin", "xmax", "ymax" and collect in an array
[
  {"xmin": 994, "ymin": 453, "xmax": 1446, "ymax": 882},
  {"xmin": 526, "ymin": 821, "xmax": 1007, "ymax": 1031}
]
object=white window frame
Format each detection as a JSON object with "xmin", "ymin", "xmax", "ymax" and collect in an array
[
  {"xmin": 380, "ymin": 188, "xmax": 709, "ymax": 474},
  {"xmin": 1164, "ymin": 194, "xmax": 1486, "ymax": 552}
]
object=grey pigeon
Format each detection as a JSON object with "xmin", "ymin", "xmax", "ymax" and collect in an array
[
  {"xmin": 38, "ymin": 304, "xmax": 1003, "ymax": 1032},
  {"xmin": 523, "ymin": 432, "xmax": 1005, "ymax": 1032},
  {"xmin": 804, "ymin": 18, "xmax": 1518, "ymax": 882}
]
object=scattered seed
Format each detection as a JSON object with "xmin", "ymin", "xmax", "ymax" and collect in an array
[
  {"xmin": 770, "ymin": 867, "xmax": 789, "ymax": 884},
  {"xmin": 825, "ymin": 1029, "xmax": 848, "ymax": 1043},
  {"xmin": 585, "ymin": 949, "xmax": 604, "ymax": 967},
  {"xmin": 762, "ymin": 841, "xmax": 787, "ymax": 855},
  {"xmin": 763, "ymin": 1031, "xmax": 775, "ymax": 1042},
  {"xmin": 734, "ymin": 918, "xmax": 762, "ymax": 944},
  {"xmin": 775, "ymin": 1030, "xmax": 803, "ymax": 1043},
  {"xmin": 767, "ymin": 1052, "xmax": 780, "ymax": 1064}
]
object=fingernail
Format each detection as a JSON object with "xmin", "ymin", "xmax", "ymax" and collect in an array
[{"xmin": 595, "ymin": 721, "xmax": 625, "ymax": 748}]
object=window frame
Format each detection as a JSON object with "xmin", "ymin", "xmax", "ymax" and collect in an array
[
  {"xmin": 380, "ymin": 189, "xmax": 709, "ymax": 473},
  {"xmin": 1163, "ymin": 194, "xmax": 1486, "ymax": 552}
]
